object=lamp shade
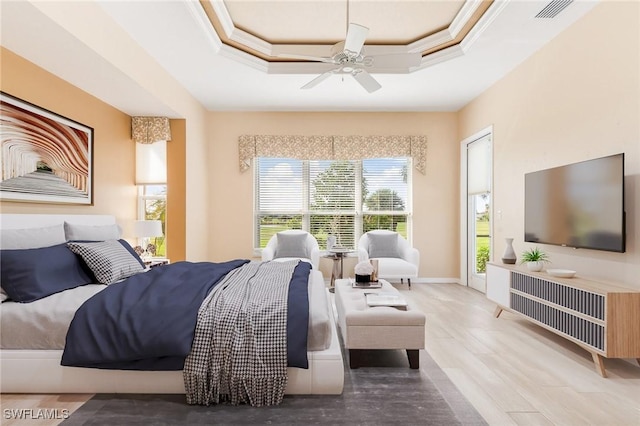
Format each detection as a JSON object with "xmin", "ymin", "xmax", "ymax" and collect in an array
[{"xmin": 133, "ymin": 220, "xmax": 163, "ymax": 238}]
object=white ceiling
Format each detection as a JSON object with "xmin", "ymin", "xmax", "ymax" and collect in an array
[{"xmin": 1, "ymin": 1, "xmax": 599, "ymax": 115}]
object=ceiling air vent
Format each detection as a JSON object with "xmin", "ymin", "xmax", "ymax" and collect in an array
[{"xmin": 535, "ymin": 0, "xmax": 573, "ymax": 18}]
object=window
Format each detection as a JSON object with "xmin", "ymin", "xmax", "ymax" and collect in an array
[
  {"xmin": 138, "ymin": 185, "xmax": 167, "ymax": 257},
  {"xmin": 255, "ymin": 157, "xmax": 411, "ymax": 249},
  {"xmin": 135, "ymin": 139, "xmax": 167, "ymax": 258}
]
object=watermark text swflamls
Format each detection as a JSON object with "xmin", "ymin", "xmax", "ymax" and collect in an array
[{"xmin": 3, "ymin": 408, "xmax": 70, "ymax": 420}]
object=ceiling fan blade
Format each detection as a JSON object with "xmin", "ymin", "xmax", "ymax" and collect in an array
[
  {"xmin": 344, "ymin": 23, "xmax": 369, "ymax": 54},
  {"xmin": 301, "ymin": 70, "xmax": 334, "ymax": 89},
  {"xmin": 353, "ymin": 70, "xmax": 381, "ymax": 93},
  {"xmin": 366, "ymin": 52, "xmax": 422, "ymax": 69}
]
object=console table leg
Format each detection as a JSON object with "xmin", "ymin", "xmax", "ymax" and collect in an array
[
  {"xmin": 493, "ymin": 306, "xmax": 503, "ymax": 318},
  {"xmin": 591, "ymin": 352, "xmax": 607, "ymax": 378},
  {"xmin": 406, "ymin": 350, "xmax": 419, "ymax": 369}
]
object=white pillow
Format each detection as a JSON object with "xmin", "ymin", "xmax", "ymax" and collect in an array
[
  {"xmin": 368, "ymin": 232, "xmax": 401, "ymax": 258},
  {"xmin": 64, "ymin": 222, "xmax": 121, "ymax": 241},
  {"xmin": 0, "ymin": 224, "xmax": 66, "ymax": 249},
  {"xmin": 274, "ymin": 232, "xmax": 310, "ymax": 259}
]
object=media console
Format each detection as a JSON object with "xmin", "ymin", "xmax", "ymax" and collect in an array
[{"xmin": 486, "ymin": 263, "xmax": 640, "ymax": 377}]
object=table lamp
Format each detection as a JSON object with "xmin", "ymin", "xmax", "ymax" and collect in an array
[{"xmin": 133, "ymin": 220, "xmax": 163, "ymax": 260}]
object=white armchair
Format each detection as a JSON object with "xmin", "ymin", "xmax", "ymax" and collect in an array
[
  {"xmin": 262, "ymin": 230, "xmax": 320, "ymax": 269},
  {"xmin": 357, "ymin": 230, "xmax": 419, "ymax": 287}
]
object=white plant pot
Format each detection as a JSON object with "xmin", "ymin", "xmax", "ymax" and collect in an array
[{"xmin": 526, "ymin": 261, "xmax": 544, "ymax": 272}]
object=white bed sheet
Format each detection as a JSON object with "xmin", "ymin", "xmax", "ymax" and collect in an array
[
  {"xmin": 1, "ymin": 284, "xmax": 106, "ymax": 349},
  {"xmin": 1, "ymin": 269, "xmax": 331, "ymax": 352}
]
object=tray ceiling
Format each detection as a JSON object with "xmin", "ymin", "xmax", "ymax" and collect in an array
[
  {"xmin": 0, "ymin": 0, "xmax": 600, "ymax": 112},
  {"xmin": 199, "ymin": 0, "xmax": 493, "ymax": 66}
]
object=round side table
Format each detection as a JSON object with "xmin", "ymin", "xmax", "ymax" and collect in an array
[{"xmin": 325, "ymin": 248, "xmax": 353, "ymax": 293}]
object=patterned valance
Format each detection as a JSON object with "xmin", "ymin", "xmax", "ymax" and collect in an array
[
  {"xmin": 131, "ymin": 117, "xmax": 172, "ymax": 144},
  {"xmin": 239, "ymin": 135, "xmax": 427, "ymax": 174}
]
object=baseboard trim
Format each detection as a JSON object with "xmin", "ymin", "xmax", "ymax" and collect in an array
[
  {"xmin": 326, "ymin": 278, "xmax": 466, "ymax": 286},
  {"xmin": 385, "ymin": 278, "xmax": 464, "ymax": 285}
]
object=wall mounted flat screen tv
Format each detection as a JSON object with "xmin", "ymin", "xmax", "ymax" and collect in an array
[{"xmin": 524, "ymin": 153, "xmax": 625, "ymax": 252}]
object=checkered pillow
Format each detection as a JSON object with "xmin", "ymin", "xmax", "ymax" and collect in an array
[{"xmin": 67, "ymin": 240, "xmax": 145, "ymax": 284}]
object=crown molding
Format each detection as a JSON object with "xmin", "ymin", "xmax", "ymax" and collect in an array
[
  {"xmin": 417, "ymin": 45, "xmax": 465, "ymax": 70},
  {"xmin": 229, "ymin": 28, "xmax": 273, "ymax": 56},
  {"xmin": 450, "ymin": 0, "xmax": 485, "ymax": 37},
  {"xmin": 270, "ymin": 44, "xmax": 334, "ymax": 58},
  {"xmin": 185, "ymin": 0, "xmax": 222, "ymax": 52},
  {"xmin": 461, "ymin": 0, "xmax": 510, "ymax": 51},
  {"xmin": 210, "ymin": 0, "xmax": 234, "ymax": 38},
  {"xmin": 408, "ymin": 28, "xmax": 455, "ymax": 53},
  {"xmin": 218, "ymin": 44, "xmax": 269, "ymax": 73},
  {"xmin": 408, "ymin": 0, "xmax": 485, "ymax": 53}
]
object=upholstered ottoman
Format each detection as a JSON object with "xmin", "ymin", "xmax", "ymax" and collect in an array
[{"xmin": 334, "ymin": 279, "xmax": 426, "ymax": 369}]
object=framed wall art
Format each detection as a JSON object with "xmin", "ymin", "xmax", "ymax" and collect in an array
[{"xmin": 0, "ymin": 92, "xmax": 93, "ymax": 205}]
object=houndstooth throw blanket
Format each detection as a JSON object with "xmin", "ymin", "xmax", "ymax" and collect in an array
[{"xmin": 183, "ymin": 260, "xmax": 299, "ymax": 407}]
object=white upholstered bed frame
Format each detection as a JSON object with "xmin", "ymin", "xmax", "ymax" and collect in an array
[{"xmin": 0, "ymin": 214, "xmax": 344, "ymax": 394}]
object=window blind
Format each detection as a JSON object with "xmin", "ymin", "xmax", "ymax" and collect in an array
[
  {"xmin": 135, "ymin": 140, "xmax": 167, "ymax": 184},
  {"xmin": 255, "ymin": 157, "xmax": 411, "ymax": 249},
  {"xmin": 309, "ymin": 160, "xmax": 358, "ymax": 248},
  {"xmin": 362, "ymin": 158, "xmax": 410, "ymax": 236},
  {"xmin": 467, "ymin": 135, "xmax": 491, "ymax": 195}
]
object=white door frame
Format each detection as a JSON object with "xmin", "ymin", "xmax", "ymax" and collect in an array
[{"xmin": 459, "ymin": 126, "xmax": 493, "ymax": 289}]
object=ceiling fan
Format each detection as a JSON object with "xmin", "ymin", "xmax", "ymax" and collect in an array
[{"xmin": 273, "ymin": 23, "xmax": 422, "ymax": 93}]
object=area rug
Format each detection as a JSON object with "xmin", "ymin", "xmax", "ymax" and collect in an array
[{"xmin": 62, "ymin": 349, "xmax": 486, "ymax": 425}]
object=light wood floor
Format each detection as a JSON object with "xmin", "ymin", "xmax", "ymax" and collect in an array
[
  {"xmin": 405, "ymin": 283, "xmax": 640, "ymax": 425},
  {"xmin": 2, "ymin": 283, "xmax": 639, "ymax": 425}
]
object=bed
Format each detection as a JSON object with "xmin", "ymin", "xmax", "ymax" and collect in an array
[{"xmin": 0, "ymin": 214, "xmax": 344, "ymax": 396}]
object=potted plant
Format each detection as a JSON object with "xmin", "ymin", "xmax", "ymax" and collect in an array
[{"xmin": 520, "ymin": 247, "xmax": 550, "ymax": 272}]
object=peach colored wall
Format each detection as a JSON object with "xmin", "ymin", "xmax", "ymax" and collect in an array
[
  {"xmin": 24, "ymin": 1, "xmax": 210, "ymax": 262},
  {"xmin": 167, "ymin": 119, "xmax": 187, "ymax": 262},
  {"xmin": 0, "ymin": 47, "xmax": 136, "ymax": 226},
  {"xmin": 458, "ymin": 2, "xmax": 639, "ymax": 288},
  {"xmin": 182, "ymin": 111, "xmax": 210, "ymax": 261},
  {"xmin": 207, "ymin": 112, "xmax": 460, "ymax": 280}
]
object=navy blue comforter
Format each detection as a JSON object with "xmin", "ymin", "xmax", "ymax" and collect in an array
[{"xmin": 61, "ymin": 260, "xmax": 310, "ymax": 370}]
